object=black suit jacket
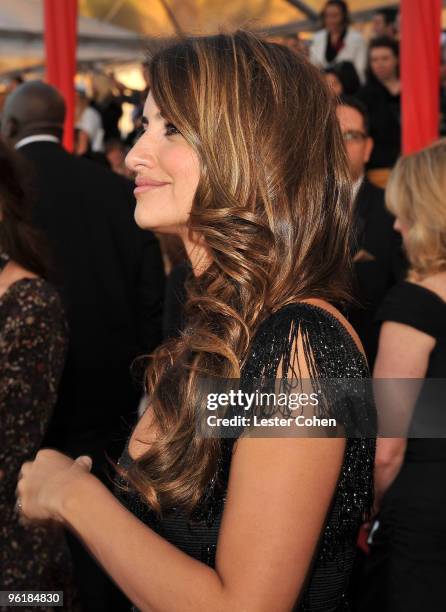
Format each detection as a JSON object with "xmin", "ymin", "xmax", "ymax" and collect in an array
[
  {"xmin": 348, "ymin": 178, "xmax": 406, "ymax": 367},
  {"xmin": 357, "ymin": 80, "xmax": 401, "ymax": 169},
  {"xmin": 19, "ymin": 141, "xmax": 165, "ymax": 460}
]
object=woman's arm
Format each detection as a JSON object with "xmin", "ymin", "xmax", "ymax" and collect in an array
[
  {"xmin": 18, "ymin": 322, "xmax": 347, "ymax": 612},
  {"xmin": 373, "ymin": 437, "xmax": 406, "ymax": 508},
  {"xmin": 373, "ymin": 321, "xmax": 434, "ymax": 506},
  {"xmin": 18, "ymin": 434, "xmax": 345, "ymax": 612}
]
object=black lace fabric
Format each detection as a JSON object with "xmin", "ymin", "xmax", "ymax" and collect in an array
[{"xmin": 116, "ymin": 303, "xmax": 376, "ymax": 611}]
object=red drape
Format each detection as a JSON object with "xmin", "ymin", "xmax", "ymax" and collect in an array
[
  {"xmin": 401, "ymin": 0, "xmax": 442, "ymax": 154},
  {"xmin": 44, "ymin": 0, "xmax": 78, "ymax": 151}
]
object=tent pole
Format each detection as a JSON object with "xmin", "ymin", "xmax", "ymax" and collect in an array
[
  {"xmin": 283, "ymin": 0, "xmax": 319, "ymax": 21},
  {"xmin": 44, "ymin": 0, "xmax": 78, "ymax": 152},
  {"xmin": 401, "ymin": 0, "xmax": 442, "ymax": 154},
  {"xmin": 158, "ymin": 0, "xmax": 185, "ymax": 38}
]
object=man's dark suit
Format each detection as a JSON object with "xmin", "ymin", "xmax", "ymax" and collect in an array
[
  {"xmin": 18, "ymin": 140, "xmax": 165, "ymax": 611},
  {"xmin": 348, "ymin": 178, "xmax": 405, "ymax": 367},
  {"xmin": 20, "ymin": 140, "xmax": 164, "ymax": 460}
]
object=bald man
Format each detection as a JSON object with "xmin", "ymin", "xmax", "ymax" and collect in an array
[
  {"xmin": 2, "ymin": 81, "xmax": 165, "ymax": 612},
  {"xmin": 1, "ymin": 79, "xmax": 66, "ymax": 141}
]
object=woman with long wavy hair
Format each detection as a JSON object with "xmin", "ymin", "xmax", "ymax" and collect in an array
[{"xmin": 16, "ymin": 32, "xmax": 375, "ymax": 611}]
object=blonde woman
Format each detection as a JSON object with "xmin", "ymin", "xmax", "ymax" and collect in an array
[
  {"xmin": 360, "ymin": 140, "xmax": 446, "ymax": 612},
  {"xmin": 16, "ymin": 33, "xmax": 375, "ymax": 611}
]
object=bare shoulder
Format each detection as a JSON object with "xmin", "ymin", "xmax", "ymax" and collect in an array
[
  {"xmin": 0, "ymin": 261, "xmax": 40, "ymax": 299},
  {"xmin": 0, "ymin": 261, "xmax": 38, "ymax": 284}
]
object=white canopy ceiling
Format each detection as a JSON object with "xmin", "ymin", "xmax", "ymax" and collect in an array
[{"xmin": 0, "ymin": 0, "xmax": 145, "ymax": 75}]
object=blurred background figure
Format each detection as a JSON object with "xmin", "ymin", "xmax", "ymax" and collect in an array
[
  {"xmin": 75, "ymin": 84, "xmax": 104, "ymax": 156},
  {"xmin": 358, "ymin": 37, "xmax": 401, "ymax": 188},
  {"xmin": 323, "ymin": 60, "xmax": 360, "ymax": 96},
  {"xmin": 336, "ymin": 96, "xmax": 404, "ymax": 367},
  {"xmin": 5, "ymin": 75, "xmax": 24, "ymax": 95},
  {"xmin": 105, "ymin": 138, "xmax": 132, "ymax": 178},
  {"xmin": 1, "ymin": 80, "xmax": 165, "ymax": 612},
  {"xmin": 282, "ymin": 32, "xmax": 309, "ymax": 58},
  {"xmin": 0, "ymin": 141, "xmax": 78, "ymax": 606},
  {"xmin": 111, "ymin": 60, "xmax": 151, "ymax": 128},
  {"xmin": 110, "ymin": 61, "xmax": 152, "ymax": 149},
  {"xmin": 282, "ymin": 32, "xmax": 301, "ymax": 54},
  {"xmin": 359, "ymin": 139, "xmax": 446, "ymax": 612},
  {"xmin": 310, "ymin": 0, "xmax": 367, "ymax": 82},
  {"xmin": 371, "ymin": 8, "xmax": 398, "ymax": 40},
  {"xmin": 324, "ymin": 66, "xmax": 344, "ymax": 96},
  {"xmin": 91, "ymin": 72, "xmax": 123, "ymax": 142}
]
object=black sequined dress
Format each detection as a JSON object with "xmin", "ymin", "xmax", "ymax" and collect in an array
[{"xmin": 116, "ymin": 303, "xmax": 376, "ymax": 611}]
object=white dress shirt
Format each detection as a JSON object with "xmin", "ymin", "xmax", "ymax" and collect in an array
[{"xmin": 15, "ymin": 134, "xmax": 60, "ymax": 150}]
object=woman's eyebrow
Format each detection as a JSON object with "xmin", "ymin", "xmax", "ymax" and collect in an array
[{"xmin": 141, "ymin": 112, "xmax": 163, "ymax": 126}]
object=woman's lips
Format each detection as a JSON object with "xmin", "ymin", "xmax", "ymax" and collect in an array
[{"xmin": 134, "ymin": 181, "xmax": 169, "ymax": 196}]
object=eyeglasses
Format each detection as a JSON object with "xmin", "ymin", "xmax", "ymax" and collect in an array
[{"xmin": 342, "ymin": 130, "xmax": 367, "ymax": 143}]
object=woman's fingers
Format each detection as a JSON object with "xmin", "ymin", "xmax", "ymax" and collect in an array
[
  {"xmin": 74, "ymin": 455, "xmax": 93, "ymax": 471},
  {"xmin": 18, "ymin": 461, "xmax": 32, "ymax": 480},
  {"xmin": 14, "ymin": 449, "xmax": 93, "ymax": 523}
]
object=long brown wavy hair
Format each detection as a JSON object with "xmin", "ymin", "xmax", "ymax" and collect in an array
[{"xmin": 125, "ymin": 31, "xmax": 353, "ymax": 514}]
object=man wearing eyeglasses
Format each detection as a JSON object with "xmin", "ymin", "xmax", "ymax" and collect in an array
[{"xmin": 336, "ymin": 96, "xmax": 405, "ymax": 368}]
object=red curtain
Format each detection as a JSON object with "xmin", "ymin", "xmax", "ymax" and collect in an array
[
  {"xmin": 401, "ymin": 0, "xmax": 442, "ymax": 154},
  {"xmin": 44, "ymin": 0, "xmax": 78, "ymax": 151}
]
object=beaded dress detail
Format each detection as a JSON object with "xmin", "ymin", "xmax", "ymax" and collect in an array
[{"xmin": 116, "ymin": 303, "xmax": 376, "ymax": 611}]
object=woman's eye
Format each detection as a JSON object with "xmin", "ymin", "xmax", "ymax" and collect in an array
[{"xmin": 165, "ymin": 123, "xmax": 180, "ymax": 136}]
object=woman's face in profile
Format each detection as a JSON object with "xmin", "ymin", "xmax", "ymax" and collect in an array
[{"xmin": 126, "ymin": 92, "xmax": 200, "ymax": 234}]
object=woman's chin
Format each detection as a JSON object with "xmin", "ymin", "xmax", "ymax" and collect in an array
[
  {"xmin": 133, "ymin": 213, "xmax": 179, "ymax": 236},
  {"xmin": 134, "ymin": 207, "xmax": 161, "ymax": 231}
]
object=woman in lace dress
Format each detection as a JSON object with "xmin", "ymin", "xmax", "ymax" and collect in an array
[
  {"xmin": 16, "ymin": 32, "xmax": 375, "ymax": 611},
  {"xmin": 0, "ymin": 142, "xmax": 77, "ymax": 608}
]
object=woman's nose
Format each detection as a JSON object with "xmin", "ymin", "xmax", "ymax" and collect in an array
[{"xmin": 125, "ymin": 137, "xmax": 156, "ymax": 173}]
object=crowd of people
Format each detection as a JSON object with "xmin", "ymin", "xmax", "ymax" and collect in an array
[
  {"xmin": 2, "ymin": 3, "xmax": 437, "ymax": 195},
  {"xmin": 0, "ymin": 2, "xmax": 446, "ymax": 612}
]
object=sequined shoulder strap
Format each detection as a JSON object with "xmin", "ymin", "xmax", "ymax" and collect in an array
[{"xmin": 243, "ymin": 302, "xmax": 368, "ymax": 381}]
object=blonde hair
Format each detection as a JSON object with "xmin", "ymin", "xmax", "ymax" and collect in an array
[{"xmin": 386, "ymin": 139, "xmax": 446, "ymax": 281}]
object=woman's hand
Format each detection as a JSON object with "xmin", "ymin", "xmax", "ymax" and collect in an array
[{"xmin": 16, "ymin": 449, "xmax": 93, "ymax": 523}]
